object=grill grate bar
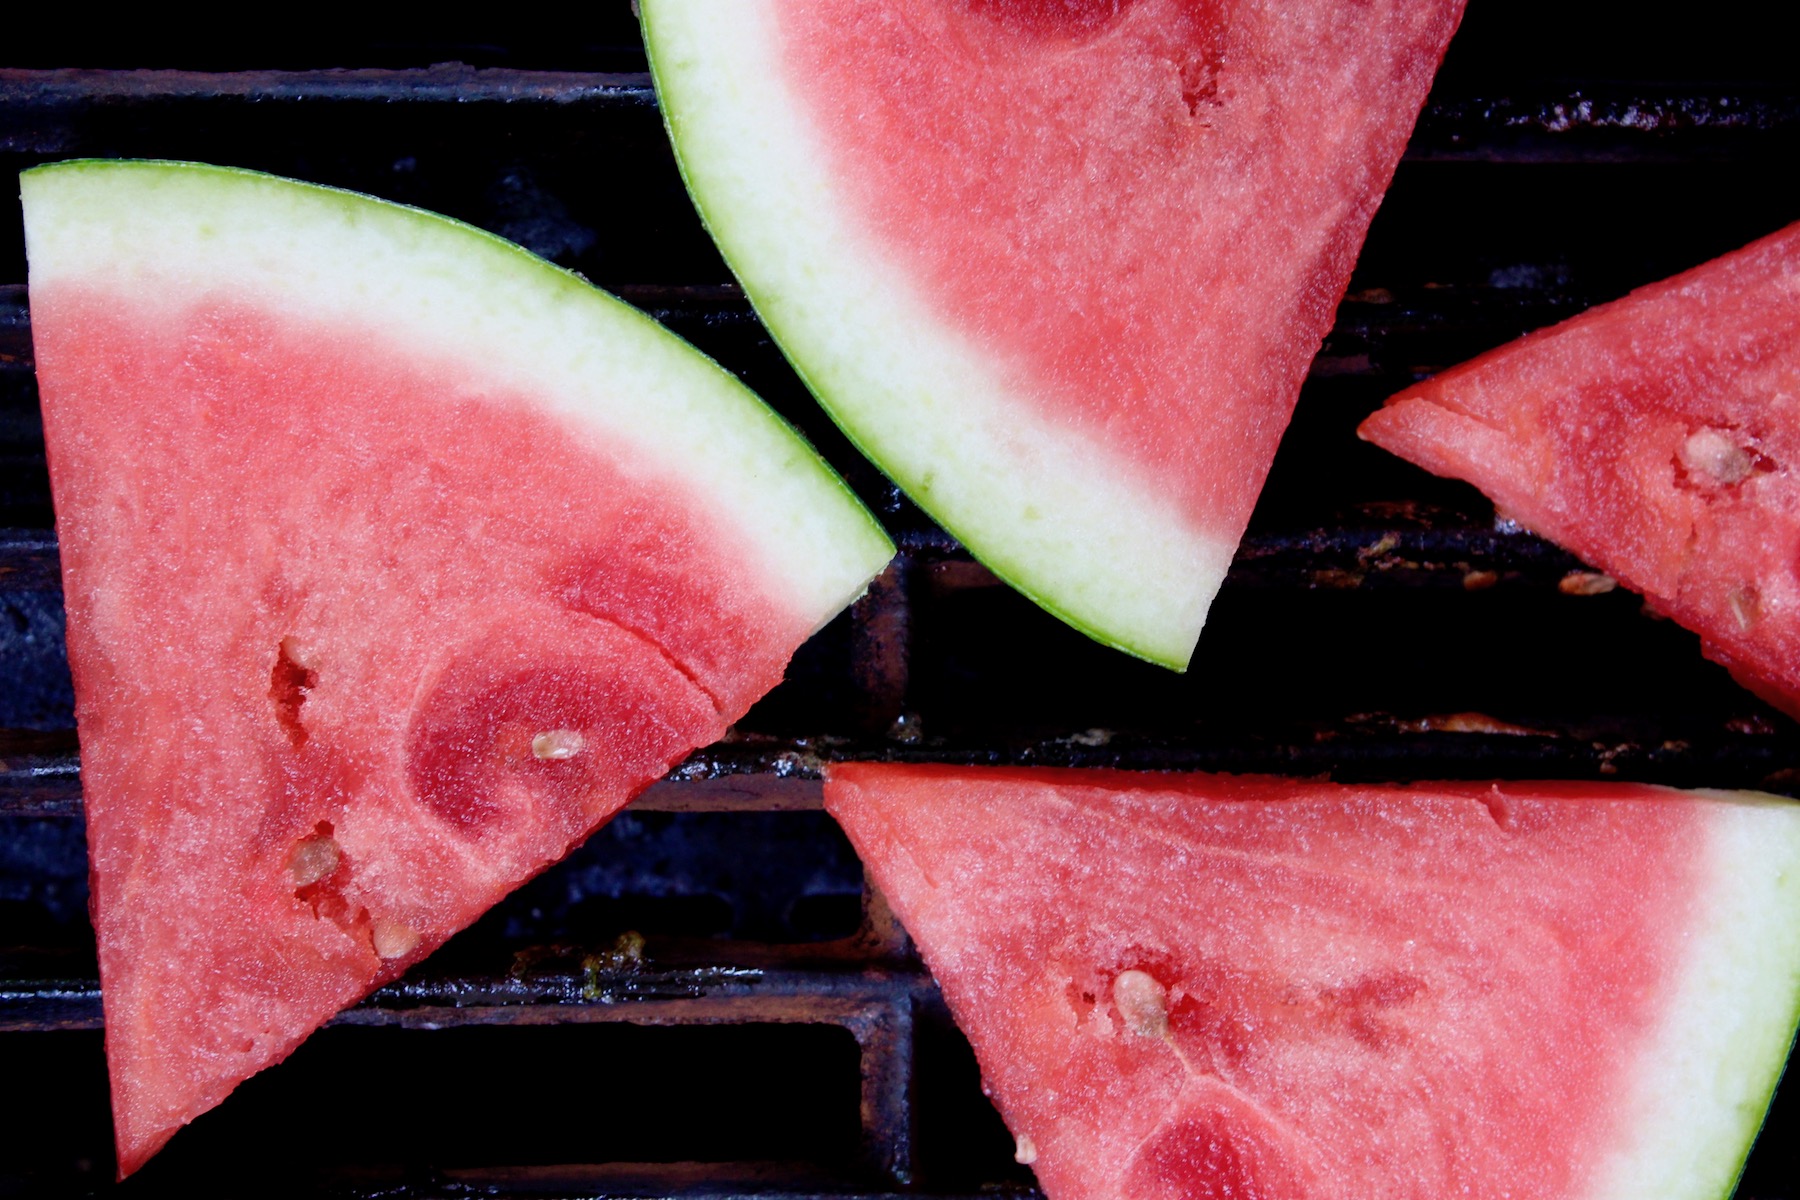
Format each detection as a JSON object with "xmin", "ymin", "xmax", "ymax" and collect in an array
[
  {"xmin": 1, "ymin": 69, "xmax": 1794, "ymax": 163},
  {"xmin": 0, "ymin": 65, "xmax": 657, "ymax": 107},
  {"xmin": 3, "ymin": 915, "xmax": 931, "ymax": 1184},
  {"xmin": 0, "ymin": 965, "xmax": 931, "ymax": 1035},
  {"xmin": 11, "ymin": 725, "xmax": 1800, "ymax": 820}
]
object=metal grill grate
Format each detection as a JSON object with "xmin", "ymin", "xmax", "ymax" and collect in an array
[{"xmin": 3, "ymin": 8, "xmax": 1798, "ymax": 1196}]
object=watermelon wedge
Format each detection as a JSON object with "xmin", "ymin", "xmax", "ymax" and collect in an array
[
  {"xmin": 1358, "ymin": 222, "xmax": 1800, "ymax": 719},
  {"xmin": 641, "ymin": 0, "xmax": 1466, "ymax": 669},
  {"xmin": 24, "ymin": 160, "xmax": 893, "ymax": 1176},
  {"xmin": 825, "ymin": 764, "xmax": 1800, "ymax": 1200}
]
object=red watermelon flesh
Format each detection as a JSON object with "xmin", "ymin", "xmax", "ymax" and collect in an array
[
  {"xmin": 824, "ymin": 764, "xmax": 1800, "ymax": 1200},
  {"xmin": 1358, "ymin": 222, "xmax": 1800, "ymax": 718},
  {"xmin": 25, "ymin": 161, "xmax": 894, "ymax": 1175},
  {"xmin": 643, "ymin": 0, "xmax": 1466, "ymax": 668}
]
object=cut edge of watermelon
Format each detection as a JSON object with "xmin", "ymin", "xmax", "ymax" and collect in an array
[
  {"xmin": 21, "ymin": 159, "xmax": 897, "ymax": 629},
  {"xmin": 1588, "ymin": 788, "xmax": 1800, "ymax": 1200},
  {"xmin": 641, "ymin": 2, "xmax": 1232, "ymax": 671},
  {"xmin": 1356, "ymin": 395, "xmax": 1550, "ymax": 528}
]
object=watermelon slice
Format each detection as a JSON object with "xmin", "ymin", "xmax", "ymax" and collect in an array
[
  {"xmin": 825, "ymin": 764, "xmax": 1800, "ymax": 1200},
  {"xmin": 24, "ymin": 160, "xmax": 893, "ymax": 1176},
  {"xmin": 641, "ymin": 0, "xmax": 1466, "ymax": 668},
  {"xmin": 1358, "ymin": 222, "xmax": 1800, "ymax": 719}
]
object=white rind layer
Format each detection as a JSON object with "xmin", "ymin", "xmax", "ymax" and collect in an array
[
  {"xmin": 1589, "ymin": 790, "xmax": 1800, "ymax": 1200},
  {"xmin": 21, "ymin": 160, "xmax": 894, "ymax": 630},
  {"xmin": 642, "ymin": 1, "xmax": 1233, "ymax": 670}
]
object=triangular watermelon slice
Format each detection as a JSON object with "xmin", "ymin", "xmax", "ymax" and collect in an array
[
  {"xmin": 641, "ymin": 0, "xmax": 1466, "ymax": 668},
  {"xmin": 825, "ymin": 764, "xmax": 1800, "ymax": 1200},
  {"xmin": 24, "ymin": 160, "xmax": 894, "ymax": 1176},
  {"xmin": 1359, "ymin": 222, "xmax": 1800, "ymax": 719}
]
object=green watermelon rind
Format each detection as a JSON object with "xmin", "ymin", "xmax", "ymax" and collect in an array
[
  {"xmin": 639, "ymin": 2, "xmax": 1231, "ymax": 672},
  {"xmin": 21, "ymin": 159, "xmax": 896, "ymax": 631},
  {"xmin": 1588, "ymin": 789, "xmax": 1800, "ymax": 1200}
]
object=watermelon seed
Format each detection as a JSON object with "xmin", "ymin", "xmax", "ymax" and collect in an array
[
  {"xmin": 531, "ymin": 729, "xmax": 587, "ymax": 761},
  {"xmin": 370, "ymin": 916, "xmax": 421, "ymax": 961},
  {"xmin": 1114, "ymin": 968, "xmax": 1170, "ymax": 1039},
  {"xmin": 1013, "ymin": 1134, "xmax": 1039, "ymax": 1165},
  {"xmin": 286, "ymin": 832, "xmax": 341, "ymax": 889},
  {"xmin": 1730, "ymin": 584, "xmax": 1761, "ymax": 631},
  {"xmin": 1680, "ymin": 427, "xmax": 1755, "ymax": 486}
]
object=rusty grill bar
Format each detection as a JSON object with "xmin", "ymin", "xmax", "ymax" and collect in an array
[{"xmin": 4, "ymin": 10, "xmax": 1799, "ymax": 1198}]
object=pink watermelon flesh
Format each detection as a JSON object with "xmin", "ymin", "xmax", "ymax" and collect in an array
[
  {"xmin": 781, "ymin": 0, "xmax": 1466, "ymax": 560},
  {"xmin": 35, "ymin": 287, "xmax": 820, "ymax": 1175},
  {"xmin": 825, "ymin": 764, "xmax": 1799, "ymax": 1200},
  {"xmin": 1359, "ymin": 222, "xmax": 1800, "ymax": 718}
]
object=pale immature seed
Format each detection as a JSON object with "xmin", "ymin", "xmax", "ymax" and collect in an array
[
  {"xmin": 1014, "ymin": 1134, "xmax": 1039, "ymax": 1165},
  {"xmin": 1730, "ymin": 585, "xmax": 1761, "ymax": 632},
  {"xmin": 532, "ymin": 729, "xmax": 588, "ymax": 761},
  {"xmin": 1680, "ymin": 427, "xmax": 1754, "ymax": 486},
  {"xmin": 371, "ymin": 916, "xmax": 422, "ymax": 961},
  {"xmin": 1113, "ymin": 969, "xmax": 1170, "ymax": 1039},
  {"xmin": 286, "ymin": 835, "xmax": 340, "ymax": 888}
]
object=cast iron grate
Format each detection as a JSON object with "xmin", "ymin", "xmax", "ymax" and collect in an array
[{"xmin": 3, "ymin": 7, "xmax": 1798, "ymax": 1197}]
